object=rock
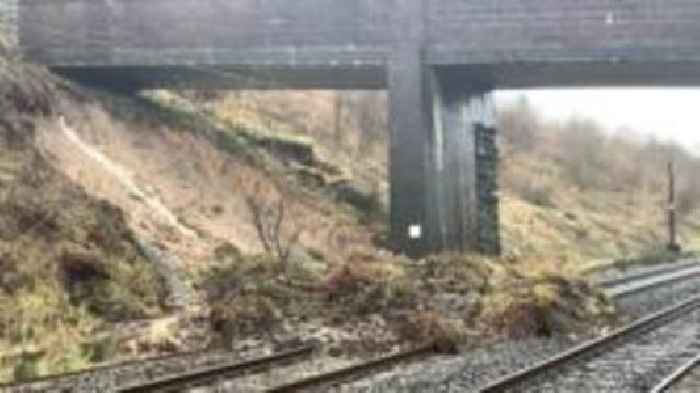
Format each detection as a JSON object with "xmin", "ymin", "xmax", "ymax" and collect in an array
[{"xmin": 331, "ymin": 180, "xmax": 384, "ymax": 214}]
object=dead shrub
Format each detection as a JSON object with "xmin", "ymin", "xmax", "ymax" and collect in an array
[
  {"xmin": 394, "ymin": 310, "xmax": 463, "ymax": 354},
  {"xmin": 322, "ymin": 259, "xmax": 417, "ymax": 318},
  {"xmin": 210, "ymin": 292, "xmax": 281, "ymax": 338},
  {"xmin": 478, "ymin": 275, "xmax": 613, "ymax": 339},
  {"xmin": 243, "ymin": 181, "xmax": 302, "ymax": 266}
]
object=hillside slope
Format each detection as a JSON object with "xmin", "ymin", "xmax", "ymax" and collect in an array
[{"xmin": 0, "ymin": 53, "xmax": 166, "ymax": 380}]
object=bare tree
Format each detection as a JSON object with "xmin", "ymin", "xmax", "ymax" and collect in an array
[{"xmin": 244, "ymin": 183, "xmax": 301, "ymax": 265}]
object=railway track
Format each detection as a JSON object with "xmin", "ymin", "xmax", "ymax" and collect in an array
[
  {"xmin": 118, "ymin": 344, "xmax": 435, "ymax": 392},
  {"xmin": 0, "ymin": 342, "xmax": 436, "ymax": 392},
  {"xmin": 479, "ymin": 295, "xmax": 700, "ymax": 392},
  {"xmin": 597, "ymin": 259, "xmax": 699, "ymax": 288},
  {"xmin": 597, "ymin": 260, "xmax": 700, "ymax": 299},
  {"xmin": 0, "ymin": 346, "xmax": 312, "ymax": 393},
  {"xmin": 650, "ymin": 353, "xmax": 700, "ymax": 393},
  {"xmin": 117, "ymin": 345, "xmax": 316, "ymax": 392}
]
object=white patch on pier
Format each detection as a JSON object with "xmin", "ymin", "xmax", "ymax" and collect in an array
[
  {"xmin": 465, "ymin": 93, "xmax": 496, "ymax": 129},
  {"xmin": 408, "ymin": 224, "xmax": 423, "ymax": 239}
]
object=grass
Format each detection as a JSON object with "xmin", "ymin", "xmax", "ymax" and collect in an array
[{"xmin": 500, "ymin": 149, "xmax": 697, "ymax": 260}]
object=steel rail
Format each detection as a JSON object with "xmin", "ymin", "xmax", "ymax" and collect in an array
[
  {"xmin": 117, "ymin": 345, "xmax": 315, "ymax": 393},
  {"xmin": 597, "ymin": 260, "xmax": 699, "ymax": 289},
  {"xmin": 479, "ymin": 295, "xmax": 700, "ymax": 393},
  {"xmin": 649, "ymin": 353, "xmax": 700, "ymax": 393},
  {"xmin": 603, "ymin": 266, "xmax": 700, "ymax": 299},
  {"xmin": 264, "ymin": 344, "xmax": 436, "ymax": 393},
  {"xmin": 0, "ymin": 347, "xmax": 218, "ymax": 388}
]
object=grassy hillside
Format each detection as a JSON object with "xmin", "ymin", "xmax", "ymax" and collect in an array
[
  {"xmin": 205, "ymin": 90, "xmax": 700, "ymax": 260},
  {"xmin": 499, "ymin": 99, "xmax": 700, "ymax": 259}
]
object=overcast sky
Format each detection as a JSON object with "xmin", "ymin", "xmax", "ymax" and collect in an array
[{"xmin": 495, "ymin": 89, "xmax": 700, "ymax": 153}]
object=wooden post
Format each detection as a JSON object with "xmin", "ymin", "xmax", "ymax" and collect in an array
[
  {"xmin": 667, "ymin": 161, "xmax": 681, "ymax": 253},
  {"xmin": 334, "ymin": 93, "xmax": 343, "ymax": 148}
]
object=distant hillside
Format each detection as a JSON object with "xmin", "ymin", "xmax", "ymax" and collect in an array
[
  {"xmin": 200, "ymin": 90, "xmax": 700, "ymax": 260},
  {"xmin": 499, "ymin": 99, "xmax": 700, "ymax": 258}
]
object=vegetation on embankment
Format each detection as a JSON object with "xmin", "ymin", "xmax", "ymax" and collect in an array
[
  {"xmin": 204, "ymin": 248, "xmax": 614, "ymax": 355},
  {"xmin": 0, "ymin": 51, "xmax": 166, "ymax": 381},
  {"xmin": 499, "ymin": 99, "xmax": 700, "ymax": 258}
]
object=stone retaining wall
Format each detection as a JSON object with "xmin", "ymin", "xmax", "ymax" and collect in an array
[{"xmin": 476, "ymin": 125, "xmax": 500, "ymax": 255}]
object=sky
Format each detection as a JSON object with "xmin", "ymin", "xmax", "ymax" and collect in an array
[{"xmin": 495, "ymin": 89, "xmax": 700, "ymax": 153}]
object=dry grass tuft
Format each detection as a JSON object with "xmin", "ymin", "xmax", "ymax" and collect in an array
[
  {"xmin": 394, "ymin": 310, "xmax": 464, "ymax": 354},
  {"xmin": 477, "ymin": 268, "xmax": 614, "ymax": 339}
]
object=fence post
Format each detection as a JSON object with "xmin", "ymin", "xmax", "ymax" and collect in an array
[{"xmin": 667, "ymin": 161, "xmax": 681, "ymax": 253}]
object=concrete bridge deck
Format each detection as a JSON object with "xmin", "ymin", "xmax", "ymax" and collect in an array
[{"xmin": 10, "ymin": 0, "xmax": 700, "ymax": 88}]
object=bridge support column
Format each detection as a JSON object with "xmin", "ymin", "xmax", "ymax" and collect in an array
[{"xmin": 388, "ymin": 66, "xmax": 500, "ymax": 257}]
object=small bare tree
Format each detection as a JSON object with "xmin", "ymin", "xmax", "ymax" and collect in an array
[{"xmin": 244, "ymin": 183, "xmax": 301, "ymax": 265}]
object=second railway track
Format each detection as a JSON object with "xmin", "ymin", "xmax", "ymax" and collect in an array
[
  {"xmin": 480, "ymin": 294, "xmax": 700, "ymax": 392},
  {"xmin": 598, "ymin": 260, "xmax": 700, "ymax": 299},
  {"xmin": 650, "ymin": 353, "xmax": 700, "ymax": 393}
]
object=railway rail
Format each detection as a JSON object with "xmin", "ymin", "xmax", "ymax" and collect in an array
[
  {"xmin": 597, "ymin": 260, "xmax": 700, "ymax": 299},
  {"xmin": 1, "ymin": 342, "xmax": 436, "ymax": 392},
  {"xmin": 0, "ymin": 346, "xmax": 311, "ymax": 393},
  {"xmin": 596, "ymin": 259, "xmax": 700, "ymax": 290},
  {"xmin": 650, "ymin": 353, "xmax": 700, "ymax": 393},
  {"xmin": 118, "ymin": 344, "xmax": 435, "ymax": 393},
  {"xmin": 0, "ymin": 348, "xmax": 200, "ymax": 391},
  {"xmin": 479, "ymin": 295, "xmax": 700, "ymax": 392},
  {"xmin": 117, "ymin": 345, "xmax": 315, "ymax": 392}
]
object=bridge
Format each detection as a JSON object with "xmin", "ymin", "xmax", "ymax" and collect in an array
[{"xmin": 6, "ymin": 0, "xmax": 700, "ymax": 256}]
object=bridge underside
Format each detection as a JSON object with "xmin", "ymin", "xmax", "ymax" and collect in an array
[
  {"xmin": 53, "ymin": 65, "xmax": 387, "ymax": 91},
  {"xmin": 52, "ymin": 61, "xmax": 700, "ymax": 91}
]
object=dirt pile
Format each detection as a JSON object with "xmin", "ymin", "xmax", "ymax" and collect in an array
[
  {"xmin": 475, "ymin": 255, "xmax": 615, "ymax": 339},
  {"xmin": 205, "ymin": 250, "xmax": 614, "ymax": 355}
]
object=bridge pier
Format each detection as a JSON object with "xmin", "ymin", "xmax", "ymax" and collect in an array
[{"xmin": 388, "ymin": 64, "xmax": 500, "ymax": 257}]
